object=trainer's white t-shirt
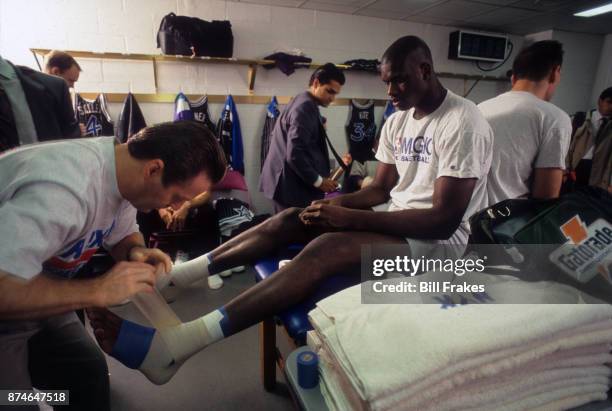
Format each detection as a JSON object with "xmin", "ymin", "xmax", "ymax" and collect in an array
[
  {"xmin": 375, "ymin": 90, "xmax": 493, "ymax": 245},
  {"xmin": 0, "ymin": 137, "xmax": 139, "ymax": 279},
  {"xmin": 478, "ymin": 91, "xmax": 571, "ymax": 205}
]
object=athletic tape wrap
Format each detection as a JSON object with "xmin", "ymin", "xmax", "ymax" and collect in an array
[
  {"xmin": 218, "ymin": 307, "xmax": 231, "ymax": 337},
  {"xmin": 297, "ymin": 351, "xmax": 319, "ymax": 389},
  {"xmin": 111, "ymin": 320, "xmax": 156, "ymax": 369}
]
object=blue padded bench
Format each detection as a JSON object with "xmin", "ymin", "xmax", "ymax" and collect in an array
[{"xmin": 254, "ymin": 245, "xmax": 359, "ymax": 391}]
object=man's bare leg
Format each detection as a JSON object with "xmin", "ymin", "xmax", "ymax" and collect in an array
[
  {"xmin": 169, "ymin": 207, "xmax": 318, "ymax": 286},
  {"xmin": 89, "ymin": 231, "xmax": 406, "ymax": 384},
  {"xmin": 222, "ymin": 230, "xmax": 406, "ymax": 332}
]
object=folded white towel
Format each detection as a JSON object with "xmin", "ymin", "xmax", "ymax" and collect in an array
[{"xmin": 308, "ymin": 273, "xmax": 612, "ymax": 410}]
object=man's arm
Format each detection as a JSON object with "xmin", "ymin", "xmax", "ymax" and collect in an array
[
  {"xmin": 0, "ymin": 262, "xmax": 158, "ymax": 321},
  {"xmin": 56, "ymin": 79, "xmax": 81, "ymax": 138},
  {"xmin": 303, "ymin": 176, "xmax": 476, "ymax": 240},
  {"xmin": 109, "ymin": 231, "xmax": 172, "ymax": 273},
  {"xmin": 285, "ymin": 107, "xmax": 328, "ymax": 187},
  {"xmin": 108, "ymin": 231, "xmax": 147, "ymax": 262},
  {"xmin": 531, "ymin": 168, "xmax": 563, "ymax": 199},
  {"xmin": 168, "ymin": 191, "xmax": 211, "ymax": 231}
]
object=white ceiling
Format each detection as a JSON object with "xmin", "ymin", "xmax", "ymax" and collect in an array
[{"xmin": 232, "ymin": 0, "xmax": 612, "ymax": 35}]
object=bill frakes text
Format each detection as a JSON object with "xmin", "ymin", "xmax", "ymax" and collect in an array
[{"xmin": 372, "ymin": 281, "xmax": 485, "ymax": 293}]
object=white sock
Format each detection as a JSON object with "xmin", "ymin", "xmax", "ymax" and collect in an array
[
  {"xmin": 134, "ymin": 310, "xmax": 227, "ymax": 384},
  {"xmin": 207, "ymin": 274, "xmax": 224, "ymax": 289},
  {"xmin": 169, "ymin": 253, "xmax": 212, "ymax": 287}
]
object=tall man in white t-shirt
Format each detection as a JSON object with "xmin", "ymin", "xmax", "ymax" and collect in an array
[
  {"xmin": 87, "ymin": 36, "xmax": 493, "ymax": 385},
  {"xmin": 0, "ymin": 122, "xmax": 226, "ymax": 410},
  {"xmin": 478, "ymin": 40, "xmax": 572, "ymax": 204}
]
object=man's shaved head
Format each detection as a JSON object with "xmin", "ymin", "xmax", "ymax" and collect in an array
[
  {"xmin": 382, "ymin": 36, "xmax": 433, "ymax": 71},
  {"xmin": 379, "ymin": 36, "xmax": 441, "ymax": 112}
]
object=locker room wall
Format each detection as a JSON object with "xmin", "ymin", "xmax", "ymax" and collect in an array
[{"xmin": 0, "ymin": 0, "xmax": 604, "ymax": 213}]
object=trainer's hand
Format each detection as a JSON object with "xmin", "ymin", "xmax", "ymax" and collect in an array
[
  {"xmin": 128, "ymin": 246, "xmax": 172, "ymax": 276},
  {"xmin": 92, "ymin": 261, "xmax": 158, "ymax": 307},
  {"xmin": 299, "ymin": 204, "xmax": 354, "ymax": 229},
  {"xmin": 318, "ymin": 178, "xmax": 338, "ymax": 193}
]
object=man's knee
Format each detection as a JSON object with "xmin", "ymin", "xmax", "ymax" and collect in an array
[
  {"xmin": 262, "ymin": 207, "xmax": 302, "ymax": 232},
  {"xmin": 304, "ymin": 232, "xmax": 361, "ymax": 262}
]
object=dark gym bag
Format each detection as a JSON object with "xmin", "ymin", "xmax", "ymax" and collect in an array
[
  {"xmin": 156, "ymin": 12, "xmax": 233, "ymax": 58},
  {"xmin": 469, "ymin": 187, "xmax": 612, "ymax": 302}
]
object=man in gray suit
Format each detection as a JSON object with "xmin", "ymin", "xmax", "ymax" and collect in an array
[{"xmin": 259, "ymin": 63, "xmax": 345, "ymax": 212}]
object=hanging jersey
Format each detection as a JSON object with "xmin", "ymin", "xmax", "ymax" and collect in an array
[
  {"xmin": 345, "ymin": 99, "xmax": 377, "ymax": 162},
  {"xmin": 116, "ymin": 93, "xmax": 146, "ymax": 143},
  {"xmin": 260, "ymin": 96, "xmax": 280, "ymax": 170},
  {"xmin": 74, "ymin": 93, "xmax": 114, "ymax": 137},
  {"xmin": 189, "ymin": 95, "xmax": 216, "ymax": 134},
  {"xmin": 173, "ymin": 92, "xmax": 194, "ymax": 121},
  {"xmin": 216, "ymin": 95, "xmax": 244, "ymax": 174},
  {"xmin": 213, "ymin": 198, "xmax": 254, "ymax": 237},
  {"xmin": 376, "ymin": 99, "xmax": 397, "ymax": 144},
  {"xmin": 380, "ymin": 99, "xmax": 396, "ymax": 129}
]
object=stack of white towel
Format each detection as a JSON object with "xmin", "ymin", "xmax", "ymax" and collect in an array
[{"xmin": 307, "ymin": 273, "xmax": 612, "ymax": 411}]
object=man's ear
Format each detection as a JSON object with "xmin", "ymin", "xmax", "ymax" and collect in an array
[
  {"xmin": 549, "ymin": 65, "xmax": 561, "ymax": 84},
  {"xmin": 420, "ymin": 62, "xmax": 432, "ymax": 81},
  {"xmin": 143, "ymin": 159, "xmax": 164, "ymax": 179},
  {"xmin": 49, "ymin": 67, "xmax": 61, "ymax": 76}
]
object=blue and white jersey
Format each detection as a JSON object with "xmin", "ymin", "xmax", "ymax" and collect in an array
[
  {"xmin": 74, "ymin": 93, "xmax": 114, "ymax": 137},
  {"xmin": 345, "ymin": 99, "xmax": 377, "ymax": 162},
  {"xmin": 173, "ymin": 92, "xmax": 194, "ymax": 122},
  {"xmin": 216, "ymin": 95, "xmax": 244, "ymax": 174}
]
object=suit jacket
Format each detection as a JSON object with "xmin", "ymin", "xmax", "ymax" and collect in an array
[
  {"xmin": 0, "ymin": 62, "xmax": 80, "ymax": 151},
  {"xmin": 259, "ymin": 91, "xmax": 330, "ymax": 208},
  {"xmin": 589, "ymin": 118, "xmax": 611, "ymax": 190}
]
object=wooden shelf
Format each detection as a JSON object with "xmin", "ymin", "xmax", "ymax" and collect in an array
[
  {"xmin": 32, "ymin": 48, "xmax": 508, "ymax": 103},
  {"xmin": 76, "ymin": 92, "xmax": 389, "ymax": 107},
  {"xmin": 30, "ymin": 48, "xmax": 351, "ymax": 94}
]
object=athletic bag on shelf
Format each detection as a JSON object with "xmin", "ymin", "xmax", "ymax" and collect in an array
[{"xmin": 156, "ymin": 12, "xmax": 233, "ymax": 58}]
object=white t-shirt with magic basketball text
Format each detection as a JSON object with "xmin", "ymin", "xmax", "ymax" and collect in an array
[
  {"xmin": 478, "ymin": 91, "xmax": 571, "ymax": 205},
  {"xmin": 0, "ymin": 137, "xmax": 139, "ymax": 279},
  {"xmin": 375, "ymin": 90, "xmax": 493, "ymax": 245}
]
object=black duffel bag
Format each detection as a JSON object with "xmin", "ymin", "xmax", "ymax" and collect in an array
[{"xmin": 156, "ymin": 12, "xmax": 233, "ymax": 58}]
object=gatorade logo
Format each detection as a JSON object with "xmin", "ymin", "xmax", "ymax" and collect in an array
[
  {"xmin": 560, "ymin": 216, "xmax": 589, "ymax": 244},
  {"xmin": 550, "ymin": 217, "xmax": 612, "ymax": 283}
]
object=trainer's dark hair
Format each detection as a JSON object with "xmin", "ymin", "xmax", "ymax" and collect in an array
[
  {"xmin": 45, "ymin": 50, "xmax": 81, "ymax": 73},
  {"xmin": 599, "ymin": 87, "xmax": 612, "ymax": 101},
  {"xmin": 309, "ymin": 63, "xmax": 345, "ymax": 86},
  {"xmin": 127, "ymin": 121, "xmax": 227, "ymax": 186},
  {"xmin": 512, "ymin": 40, "xmax": 563, "ymax": 82},
  {"xmin": 382, "ymin": 35, "xmax": 433, "ymax": 65}
]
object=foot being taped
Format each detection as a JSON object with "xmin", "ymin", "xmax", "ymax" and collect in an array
[{"xmin": 110, "ymin": 319, "xmax": 182, "ymax": 385}]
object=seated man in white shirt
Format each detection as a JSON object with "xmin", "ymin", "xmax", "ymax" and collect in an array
[
  {"xmin": 87, "ymin": 35, "xmax": 493, "ymax": 385},
  {"xmin": 478, "ymin": 40, "xmax": 572, "ymax": 204}
]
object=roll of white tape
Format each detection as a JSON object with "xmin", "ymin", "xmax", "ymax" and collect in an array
[{"xmin": 279, "ymin": 259, "xmax": 291, "ymax": 269}]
